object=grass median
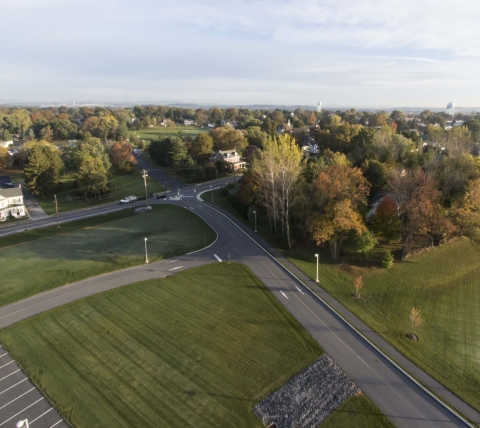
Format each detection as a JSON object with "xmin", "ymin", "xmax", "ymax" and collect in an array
[{"xmin": 0, "ymin": 205, "xmax": 216, "ymax": 307}]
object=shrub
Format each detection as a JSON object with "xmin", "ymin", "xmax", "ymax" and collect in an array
[
  {"xmin": 381, "ymin": 250, "xmax": 394, "ymax": 268},
  {"xmin": 220, "ymin": 187, "xmax": 229, "ymax": 197}
]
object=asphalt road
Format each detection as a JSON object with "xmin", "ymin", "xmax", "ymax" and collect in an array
[{"xmin": 0, "ymin": 157, "xmax": 479, "ymax": 427}]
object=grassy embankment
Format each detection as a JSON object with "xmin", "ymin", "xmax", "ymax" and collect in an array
[
  {"xmin": 203, "ymin": 188, "xmax": 480, "ymax": 412},
  {"xmin": 0, "ymin": 205, "xmax": 216, "ymax": 307},
  {"xmin": 0, "ymin": 263, "xmax": 394, "ymax": 428}
]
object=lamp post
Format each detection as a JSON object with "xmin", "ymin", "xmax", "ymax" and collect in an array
[
  {"xmin": 17, "ymin": 420, "xmax": 29, "ymax": 428},
  {"xmin": 253, "ymin": 210, "xmax": 257, "ymax": 233},
  {"xmin": 210, "ymin": 185, "xmax": 213, "ymax": 203},
  {"xmin": 314, "ymin": 254, "xmax": 319, "ymax": 283},
  {"xmin": 144, "ymin": 238, "xmax": 149, "ymax": 264},
  {"xmin": 215, "ymin": 171, "xmax": 218, "ymax": 193},
  {"xmin": 142, "ymin": 169, "xmax": 148, "ymax": 207}
]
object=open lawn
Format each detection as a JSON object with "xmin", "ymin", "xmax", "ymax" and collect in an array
[
  {"xmin": 131, "ymin": 125, "xmax": 209, "ymax": 142},
  {"xmin": 37, "ymin": 169, "xmax": 167, "ymax": 215},
  {"xmin": 0, "ymin": 205, "xmax": 216, "ymax": 307},
  {"xmin": 0, "ymin": 263, "xmax": 323, "ymax": 428},
  {"xmin": 287, "ymin": 237, "xmax": 480, "ymax": 411}
]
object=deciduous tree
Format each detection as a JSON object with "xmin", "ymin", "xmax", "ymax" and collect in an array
[
  {"xmin": 24, "ymin": 145, "xmax": 63, "ymax": 196},
  {"xmin": 109, "ymin": 141, "xmax": 137, "ymax": 173}
]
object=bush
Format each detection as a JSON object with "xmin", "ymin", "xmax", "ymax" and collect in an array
[
  {"xmin": 382, "ymin": 250, "xmax": 394, "ymax": 268},
  {"xmin": 220, "ymin": 187, "xmax": 229, "ymax": 197},
  {"xmin": 227, "ymin": 194, "xmax": 248, "ymax": 218}
]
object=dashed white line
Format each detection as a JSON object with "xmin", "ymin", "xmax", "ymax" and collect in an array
[
  {"xmin": 169, "ymin": 260, "xmax": 178, "ymax": 263},
  {"xmin": 168, "ymin": 266, "xmax": 183, "ymax": 271},
  {"xmin": 0, "ymin": 369, "xmax": 20, "ymax": 382},
  {"xmin": 295, "ymin": 285, "xmax": 305, "ymax": 295},
  {"xmin": 0, "ymin": 397, "xmax": 44, "ymax": 426},
  {"xmin": 29, "ymin": 408, "xmax": 53, "ymax": 425},
  {"xmin": 214, "ymin": 254, "xmax": 222, "ymax": 262},
  {"xmin": 280, "ymin": 291, "xmax": 288, "ymax": 299},
  {"xmin": 49, "ymin": 420, "xmax": 63, "ymax": 428},
  {"xmin": 0, "ymin": 353, "xmax": 7, "ymax": 358},
  {"xmin": 0, "ymin": 378, "xmax": 28, "ymax": 395},
  {"xmin": 0, "ymin": 387, "xmax": 35, "ymax": 410}
]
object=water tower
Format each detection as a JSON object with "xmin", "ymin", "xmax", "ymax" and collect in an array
[
  {"xmin": 317, "ymin": 102, "xmax": 322, "ymax": 113},
  {"xmin": 447, "ymin": 102, "xmax": 455, "ymax": 119}
]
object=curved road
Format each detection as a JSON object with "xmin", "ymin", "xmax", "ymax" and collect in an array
[{"xmin": 0, "ymin": 157, "xmax": 479, "ymax": 427}]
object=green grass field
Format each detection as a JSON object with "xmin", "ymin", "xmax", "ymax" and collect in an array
[
  {"xmin": 0, "ymin": 205, "xmax": 216, "ymax": 307},
  {"xmin": 131, "ymin": 125, "xmax": 209, "ymax": 142},
  {"xmin": 287, "ymin": 237, "xmax": 480, "ymax": 411},
  {"xmin": 36, "ymin": 169, "xmax": 167, "ymax": 215},
  {"xmin": 0, "ymin": 263, "xmax": 322, "ymax": 428}
]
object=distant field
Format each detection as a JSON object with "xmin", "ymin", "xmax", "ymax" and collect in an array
[
  {"xmin": 0, "ymin": 205, "xmax": 215, "ymax": 306},
  {"xmin": 36, "ymin": 169, "xmax": 166, "ymax": 215},
  {"xmin": 0, "ymin": 263, "xmax": 323, "ymax": 427},
  {"xmin": 131, "ymin": 125, "xmax": 209, "ymax": 142},
  {"xmin": 287, "ymin": 237, "xmax": 480, "ymax": 411}
]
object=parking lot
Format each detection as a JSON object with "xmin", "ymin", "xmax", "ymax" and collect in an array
[{"xmin": 0, "ymin": 347, "xmax": 67, "ymax": 428}]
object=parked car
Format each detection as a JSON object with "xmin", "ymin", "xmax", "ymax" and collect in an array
[
  {"xmin": 120, "ymin": 195, "xmax": 137, "ymax": 204},
  {"xmin": 157, "ymin": 194, "xmax": 166, "ymax": 199}
]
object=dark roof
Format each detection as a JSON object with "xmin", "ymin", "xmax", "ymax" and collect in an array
[
  {"xmin": 370, "ymin": 191, "xmax": 387, "ymax": 206},
  {"xmin": 0, "ymin": 187, "xmax": 23, "ymax": 198},
  {"xmin": 0, "ymin": 176, "xmax": 13, "ymax": 189}
]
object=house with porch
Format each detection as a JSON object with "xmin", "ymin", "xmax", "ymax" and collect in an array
[
  {"xmin": 209, "ymin": 150, "xmax": 246, "ymax": 170},
  {"xmin": 0, "ymin": 177, "xmax": 26, "ymax": 221}
]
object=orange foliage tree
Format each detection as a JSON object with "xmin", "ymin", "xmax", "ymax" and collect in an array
[{"xmin": 109, "ymin": 141, "xmax": 137, "ymax": 174}]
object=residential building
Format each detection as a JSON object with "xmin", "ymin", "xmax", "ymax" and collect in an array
[
  {"xmin": 0, "ymin": 140, "xmax": 13, "ymax": 148},
  {"xmin": 209, "ymin": 150, "xmax": 246, "ymax": 170},
  {"xmin": 0, "ymin": 178, "xmax": 26, "ymax": 221}
]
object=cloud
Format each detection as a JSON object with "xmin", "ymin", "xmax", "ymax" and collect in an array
[{"xmin": 1, "ymin": 0, "xmax": 480, "ymax": 106}]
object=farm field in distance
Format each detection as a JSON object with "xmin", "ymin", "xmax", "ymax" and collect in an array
[
  {"xmin": 0, "ymin": 263, "xmax": 394, "ymax": 428},
  {"xmin": 130, "ymin": 125, "xmax": 209, "ymax": 142},
  {"xmin": 287, "ymin": 237, "xmax": 480, "ymax": 412},
  {"xmin": 0, "ymin": 205, "xmax": 216, "ymax": 306}
]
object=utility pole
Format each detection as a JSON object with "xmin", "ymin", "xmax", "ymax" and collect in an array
[
  {"xmin": 142, "ymin": 169, "xmax": 148, "ymax": 207},
  {"xmin": 54, "ymin": 194, "xmax": 60, "ymax": 228}
]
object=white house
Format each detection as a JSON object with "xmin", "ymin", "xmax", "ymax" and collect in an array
[
  {"xmin": 184, "ymin": 119, "xmax": 195, "ymax": 126},
  {"xmin": 0, "ymin": 141, "xmax": 13, "ymax": 148},
  {"xmin": 0, "ymin": 185, "xmax": 26, "ymax": 221},
  {"xmin": 209, "ymin": 150, "xmax": 246, "ymax": 170}
]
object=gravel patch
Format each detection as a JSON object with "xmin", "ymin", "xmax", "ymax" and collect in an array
[{"xmin": 254, "ymin": 355, "xmax": 360, "ymax": 427}]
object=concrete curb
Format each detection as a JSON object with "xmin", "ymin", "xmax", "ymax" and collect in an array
[{"xmin": 194, "ymin": 190, "xmax": 476, "ymax": 428}]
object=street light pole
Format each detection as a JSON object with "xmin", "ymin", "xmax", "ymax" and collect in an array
[
  {"xmin": 210, "ymin": 185, "xmax": 213, "ymax": 203},
  {"xmin": 215, "ymin": 171, "xmax": 218, "ymax": 193},
  {"xmin": 17, "ymin": 420, "xmax": 30, "ymax": 428},
  {"xmin": 315, "ymin": 254, "xmax": 319, "ymax": 283},
  {"xmin": 253, "ymin": 210, "xmax": 257, "ymax": 233},
  {"xmin": 54, "ymin": 194, "xmax": 60, "ymax": 228},
  {"xmin": 144, "ymin": 237, "xmax": 149, "ymax": 264},
  {"xmin": 142, "ymin": 169, "xmax": 148, "ymax": 207}
]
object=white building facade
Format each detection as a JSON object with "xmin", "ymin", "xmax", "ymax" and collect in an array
[{"xmin": 0, "ymin": 186, "xmax": 26, "ymax": 221}]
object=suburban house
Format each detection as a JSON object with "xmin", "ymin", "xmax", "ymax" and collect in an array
[
  {"xmin": 0, "ymin": 177, "xmax": 26, "ymax": 221},
  {"xmin": 209, "ymin": 150, "xmax": 246, "ymax": 170},
  {"xmin": 183, "ymin": 119, "xmax": 195, "ymax": 126},
  {"xmin": 0, "ymin": 140, "xmax": 13, "ymax": 148}
]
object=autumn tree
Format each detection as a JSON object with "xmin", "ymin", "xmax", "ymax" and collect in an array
[
  {"xmin": 109, "ymin": 141, "xmax": 137, "ymax": 174},
  {"xmin": 353, "ymin": 276, "xmax": 363, "ymax": 299},
  {"xmin": 24, "ymin": 145, "xmax": 63, "ymax": 196},
  {"xmin": 307, "ymin": 165, "xmax": 370, "ymax": 260},
  {"xmin": 0, "ymin": 147, "xmax": 9, "ymax": 170},
  {"xmin": 370, "ymin": 196, "xmax": 402, "ymax": 242},
  {"xmin": 409, "ymin": 307, "xmax": 423, "ymax": 339},
  {"xmin": 210, "ymin": 125, "xmax": 248, "ymax": 152},
  {"xmin": 190, "ymin": 133, "xmax": 213, "ymax": 162},
  {"xmin": 75, "ymin": 156, "xmax": 109, "ymax": 199},
  {"xmin": 452, "ymin": 178, "xmax": 480, "ymax": 240}
]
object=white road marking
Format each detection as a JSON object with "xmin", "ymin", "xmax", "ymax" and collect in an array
[
  {"xmin": 0, "ymin": 353, "xmax": 7, "ymax": 358},
  {"xmin": 214, "ymin": 254, "xmax": 222, "ymax": 262},
  {"xmin": 49, "ymin": 421, "xmax": 64, "ymax": 428},
  {"xmin": 0, "ymin": 387, "xmax": 35, "ymax": 410},
  {"xmin": 280, "ymin": 291, "xmax": 288, "ymax": 299},
  {"xmin": 0, "ymin": 369, "xmax": 20, "ymax": 382},
  {"xmin": 0, "ymin": 397, "xmax": 44, "ymax": 426},
  {"xmin": 168, "ymin": 266, "xmax": 183, "ymax": 271},
  {"xmin": 189, "ymin": 207, "xmax": 194, "ymax": 210},
  {"xmin": 29, "ymin": 408, "xmax": 53, "ymax": 424},
  {"xmin": 0, "ymin": 361, "xmax": 14, "ymax": 370},
  {"xmin": 169, "ymin": 260, "xmax": 178, "ymax": 263},
  {"xmin": 295, "ymin": 285, "xmax": 304, "ymax": 294},
  {"xmin": 0, "ymin": 378, "xmax": 28, "ymax": 395}
]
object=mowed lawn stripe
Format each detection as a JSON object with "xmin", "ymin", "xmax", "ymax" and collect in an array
[{"xmin": 0, "ymin": 263, "xmax": 322, "ymax": 428}]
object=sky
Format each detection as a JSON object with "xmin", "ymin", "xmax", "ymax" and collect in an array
[{"xmin": 1, "ymin": 0, "xmax": 480, "ymax": 108}]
